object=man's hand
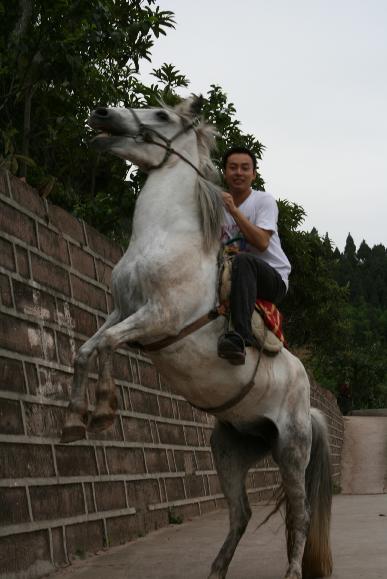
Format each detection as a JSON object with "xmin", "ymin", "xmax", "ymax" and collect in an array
[
  {"xmin": 222, "ymin": 192, "xmax": 237, "ymax": 215},
  {"xmin": 222, "ymin": 191, "xmax": 272, "ymax": 252}
]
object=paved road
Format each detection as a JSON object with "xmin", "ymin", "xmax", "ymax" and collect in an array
[
  {"xmin": 50, "ymin": 494, "xmax": 387, "ymax": 579},
  {"xmin": 341, "ymin": 416, "xmax": 387, "ymax": 494}
]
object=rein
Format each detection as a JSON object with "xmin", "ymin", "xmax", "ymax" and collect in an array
[{"xmin": 128, "ymin": 108, "xmax": 207, "ymax": 177}]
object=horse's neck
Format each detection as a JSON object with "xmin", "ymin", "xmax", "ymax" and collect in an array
[{"xmin": 132, "ymin": 143, "xmax": 200, "ymax": 240}]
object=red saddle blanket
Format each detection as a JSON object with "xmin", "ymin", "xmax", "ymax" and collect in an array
[{"xmin": 255, "ymin": 299, "xmax": 286, "ymax": 344}]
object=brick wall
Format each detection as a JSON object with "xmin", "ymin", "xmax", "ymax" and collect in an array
[{"xmin": 0, "ymin": 170, "xmax": 344, "ymax": 579}]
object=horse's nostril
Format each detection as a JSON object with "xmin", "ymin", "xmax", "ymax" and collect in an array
[{"xmin": 94, "ymin": 107, "xmax": 109, "ymax": 117}]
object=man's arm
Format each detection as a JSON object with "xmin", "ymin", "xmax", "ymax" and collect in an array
[{"xmin": 222, "ymin": 192, "xmax": 272, "ymax": 252}]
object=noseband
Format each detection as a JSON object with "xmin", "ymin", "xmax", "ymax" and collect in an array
[{"xmin": 128, "ymin": 108, "xmax": 207, "ymax": 178}]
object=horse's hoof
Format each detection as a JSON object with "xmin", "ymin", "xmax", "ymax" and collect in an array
[
  {"xmin": 60, "ymin": 423, "xmax": 87, "ymax": 443},
  {"xmin": 88, "ymin": 413, "xmax": 115, "ymax": 432}
]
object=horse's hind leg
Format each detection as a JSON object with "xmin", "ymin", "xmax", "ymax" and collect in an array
[
  {"xmin": 208, "ymin": 421, "xmax": 269, "ymax": 579},
  {"xmin": 61, "ymin": 310, "xmax": 120, "ymax": 442},
  {"xmin": 273, "ymin": 421, "xmax": 312, "ymax": 579}
]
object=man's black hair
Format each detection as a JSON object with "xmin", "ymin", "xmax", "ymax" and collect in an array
[{"xmin": 222, "ymin": 146, "xmax": 257, "ymax": 171}]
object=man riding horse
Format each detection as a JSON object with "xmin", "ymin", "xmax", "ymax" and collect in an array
[{"xmin": 218, "ymin": 146, "xmax": 291, "ymax": 364}]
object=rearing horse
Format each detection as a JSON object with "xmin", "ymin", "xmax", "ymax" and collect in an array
[{"xmin": 62, "ymin": 97, "xmax": 332, "ymax": 579}]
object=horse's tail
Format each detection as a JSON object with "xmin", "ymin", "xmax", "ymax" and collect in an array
[{"xmin": 301, "ymin": 408, "xmax": 333, "ymax": 577}]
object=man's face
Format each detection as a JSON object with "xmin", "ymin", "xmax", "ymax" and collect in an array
[{"xmin": 224, "ymin": 153, "xmax": 256, "ymax": 195}]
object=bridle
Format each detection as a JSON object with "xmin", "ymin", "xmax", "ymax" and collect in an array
[{"xmin": 127, "ymin": 108, "xmax": 207, "ymax": 178}]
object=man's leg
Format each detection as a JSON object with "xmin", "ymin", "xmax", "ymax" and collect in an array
[{"xmin": 218, "ymin": 253, "xmax": 286, "ymax": 364}]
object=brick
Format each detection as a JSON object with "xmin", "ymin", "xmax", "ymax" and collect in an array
[
  {"xmin": 167, "ymin": 449, "xmax": 175, "ymax": 471},
  {"xmin": 106, "ymin": 447, "xmax": 145, "ymax": 475},
  {"xmin": 195, "ymin": 450, "xmax": 213, "ymax": 471},
  {"xmin": 48, "ymin": 203, "xmax": 85, "ymax": 244},
  {"xmin": 38, "ymin": 223, "xmax": 70, "ymax": 264},
  {"xmin": 30, "ymin": 483, "xmax": 85, "ymax": 521},
  {"xmin": 208, "ymin": 474, "xmax": 221, "ymax": 495},
  {"xmin": 96, "ymin": 447, "xmax": 108, "ymax": 475},
  {"xmin": 0, "ymin": 170, "xmax": 10, "ymax": 196},
  {"xmin": 200, "ymin": 499, "xmax": 217, "ymax": 515},
  {"xmin": 158, "ymin": 396, "xmax": 174, "ymax": 418},
  {"xmin": 0, "ymin": 273, "xmax": 12, "ymax": 307},
  {"xmin": 122, "ymin": 416, "xmax": 152, "ymax": 443},
  {"xmin": 130, "ymin": 357, "xmax": 140, "ymax": 384},
  {"xmin": 0, "ymin": 312, "xmax": 43, "ymax": 357},
  {"xmin": 138, "ymin": 360, "xmax": 158, "ymax": 389},
  {"xmin": 0, "ymin": 237, "xmax": 15, "ymax": 270},
  {"xmin": 0, "ymin": 399, "xmax": 24, "ymax": 435},
  {"xmin": 51, "ymin": 527, "xmax": 67, "ymax": 567},
  {"xmin": 84, "ymin": 483, "xmax": 95, "ymax": 513},
  {"xmin": 112, "ymin": 352, "xmax": 131, "ymax": 381},
  {"xmin": 15, "ymin": 244, "xmax": 30, "ymax": 277},
  {"xmin": 96, "ymin": 259, "xmax": 113, "ymax": 286},
  {"xmin": 24, "ymin": 362, "xmax": 38, "ymax": 394},
  {"xmin": 172, "ymin": 503, "xmax": 200, "ymax": 521},
  {"xmin": 67, "ymin": 303, "xmax": 97, "ymax": 336},
  {"xmin": 66, "ymin": 520, "xmax": 105, "ymax": 559},
  {"xmin": 184, "ymin": 425, "xmax": 199, "ymax": 446},
  {"xmin": 0, "ymin": 200, "xmax": 37, "ymax": 245},
  {"xmin": 126, "ymin": 479, "xmax": 160, "ymax": 510},
  {"xmin": 164, "ymin": 477, "xmax": 185, "ymax": 501},
  {"xmin": 13, "ymin": 279, "xmax": 56, "ymax": 321},
  {"xmin": 0, "ymin": 487, "xmax": 30, "ymax": 526},
  {"xmin": 94, "ymin": 481, "xmax": 126, "ymax": 512},
  {"xmin": 0, "ymin": 443, "xmax": 55, "ymax": 478},
  {"xmin": 71, "ymin": 274, "xmax": 107, "ymax": 312},
  {"xmin": 70, "ymin": 243, "xmax": 96, "ymax": 278},
  {"xmin": 105, "ymin": 513, "xmax": 140, "ymax": 546},
  {"xmin": 144, "ymin": 448, "xmax": 169, "ymax": 473},
  {"xmin": 157, "ymin": 422, "xmax": 185, "ymax": 445},
  {"xmin": 185, "ymin": 474, "xmax": 205, "ymax": 498},
  {"xmin": 24, "ymin": 402, "xmax": 66, "ymax": 438},
  {"xmin": 0, "ymin": 530, "xmax": 53, "ymax": 577},
  {"xmin": 178, "ymin": 400, "xmax": 194, "ymax": 422},
  {"xmin": 0, "ymin": 356, "xmax": 26, "ymax": 393},
  {"xmin": 56, "ymin": 446, "xmax": 98, "ymax": 477},
  {"xmin": 53, "ymin": 298, "xmax": 76, "ymax": 331},
  {"xmin": 36, "ymin": 366, "xmax": 72, "ymax": 400},
  {"xmin": 9, "ymin": 174, "xmax": 47, "ymax": 218},
  {"xmin": 87, "ymin": 415, "xmax": 124, "ymax": 443},
  {"xmin": 31, "ymin": 253, "xmax": 70, "ymax": 295},
  {"xmin": 130, "ymin": 388, "xmax": 159, "ymax": 416},
  {"xmin": 56, "ymin": 331, "xmax": 76, "ymax": 366},
  {"xmin": 174, "ymin": 450, "xmax": 197, "ymax": 473},
  {"xmin": 85, "ymin": 223, "xmax": 122, "ymax": 263}
]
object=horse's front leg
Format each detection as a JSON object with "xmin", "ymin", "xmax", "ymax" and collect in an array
[
  {"xmin": 61, "ymin": 310, "xmax": 121, "ymax": 443},
  {"xmin": 89, "ymin": 303, "xmax": 176, "ymax": 432}
]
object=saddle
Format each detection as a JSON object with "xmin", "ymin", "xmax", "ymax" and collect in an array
[{"xmin": 219, "ymin": 253, "xmax": 285, "ymax": 354}]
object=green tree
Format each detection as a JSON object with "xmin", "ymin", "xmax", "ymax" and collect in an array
[{"xmin": 0, "ymin": 0, "xmax": 175, "ymax": 239}]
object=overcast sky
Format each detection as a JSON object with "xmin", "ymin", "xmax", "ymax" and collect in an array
[{"xmin": 140, "ymin": 0, "xmax": 387, "ymax": 250}]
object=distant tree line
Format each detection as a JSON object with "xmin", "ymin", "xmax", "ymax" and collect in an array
[{"xmin": 2, "ymin": 1, "xmax": 386, "ymax": 409}]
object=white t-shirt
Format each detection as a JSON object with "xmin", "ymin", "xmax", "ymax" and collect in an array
[{"xmin": 221, "ymin": 189, "xmax": 291, "ymax": 289}]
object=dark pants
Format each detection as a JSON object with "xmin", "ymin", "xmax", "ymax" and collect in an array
[{"xmin": 230, "ymin": 252, "xmax": 286, "ymax": 345}]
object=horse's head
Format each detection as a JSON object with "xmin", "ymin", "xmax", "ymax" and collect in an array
[{"xmin": 88, "ymin": 96, "xmax": 204, "ymax": 171}]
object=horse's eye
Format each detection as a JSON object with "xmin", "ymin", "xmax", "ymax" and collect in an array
[{"xmin": 155, "ymin": 110, "xmax": 169, "ymax": 122}]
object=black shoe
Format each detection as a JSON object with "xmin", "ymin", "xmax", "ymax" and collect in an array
[{"xmin": 217, "ymin": 332, "xmax": 246, "ymax": 365}]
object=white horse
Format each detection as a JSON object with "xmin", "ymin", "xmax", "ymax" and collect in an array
[{"xmin": 62, "ymin": 97, "xmax": 332, "ymax": 579}]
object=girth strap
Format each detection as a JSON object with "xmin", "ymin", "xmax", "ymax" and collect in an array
[
  {"xmin": 190, "ymin": 331, "xmax": 265, "ymax": 414},
  {"xmin": 138, "ymin": 309, "xmax": 221, "ymax": 352}
]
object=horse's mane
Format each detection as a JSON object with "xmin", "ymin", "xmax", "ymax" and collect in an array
[{"xmin": 167, "ymin": 100, "xmax": 225, "ymax": 252}]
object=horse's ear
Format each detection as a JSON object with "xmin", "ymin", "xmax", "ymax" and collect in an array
[{"xmin": 190, "ymin": 94, "xmax": 204, "ymax": 116}]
